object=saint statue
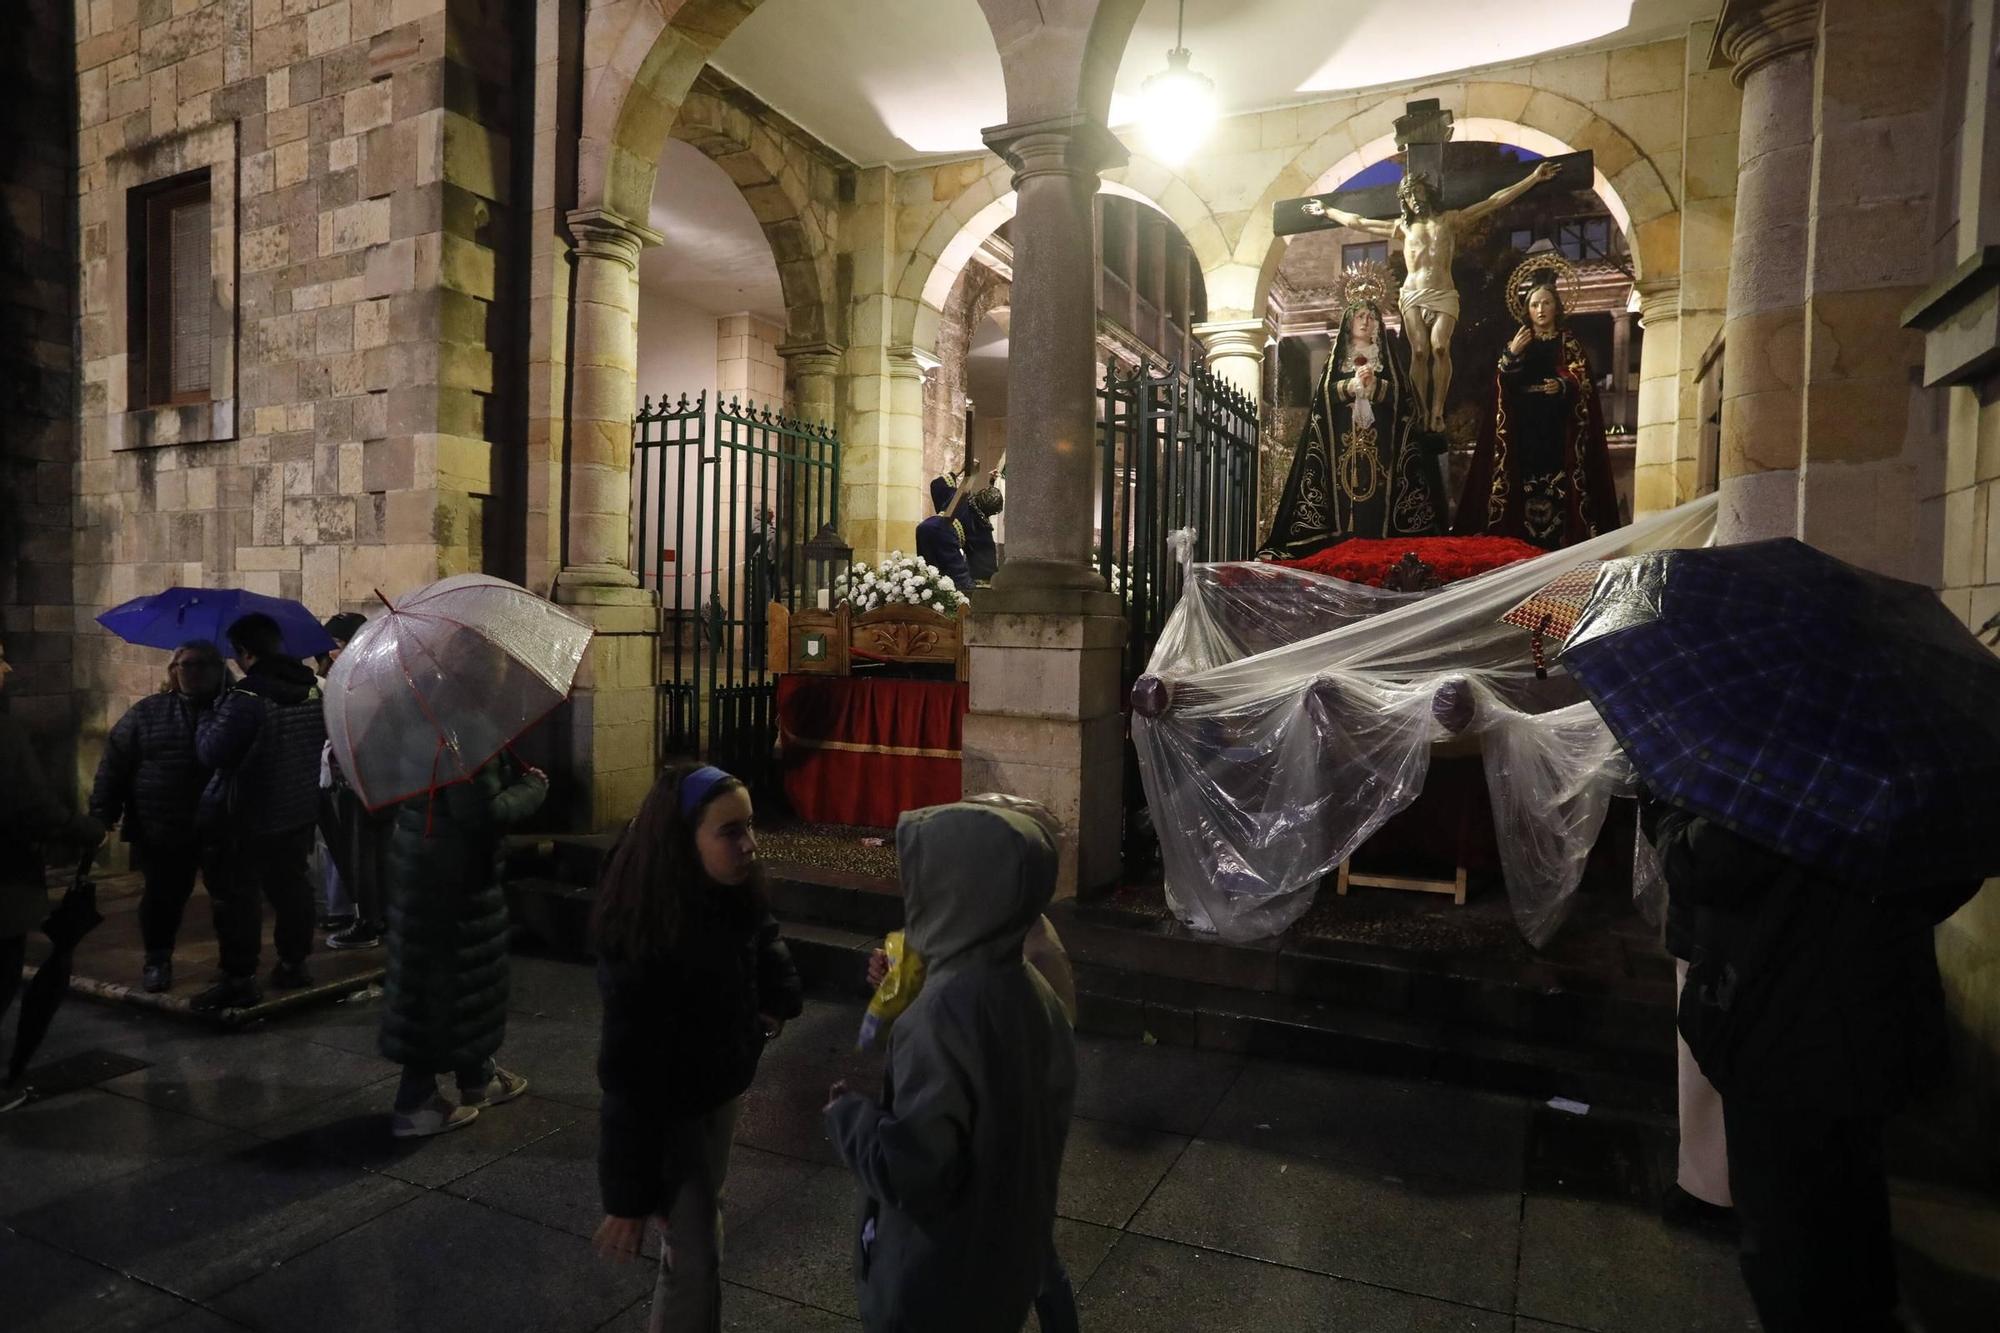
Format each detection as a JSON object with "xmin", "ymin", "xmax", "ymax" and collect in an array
[
  {"xmin": 1258, "ymin": 264, "xmax": 1448, "ymax": 560},
  {"xmin": 1452, "ymin": 257, "xmax": 1622, "ymax": 549},
  {"xmin": 1310, "ymin": 159, "xmax": 1561, "ymax": 434}
]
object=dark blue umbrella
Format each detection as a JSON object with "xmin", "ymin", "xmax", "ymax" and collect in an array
[
  {"xmin": 1558, "ymin": 539, "xmax": 2000, "ymax": 889},
  {"xmin": 97, "ymin": 587, "xmax": 336, "ymax": 658}
]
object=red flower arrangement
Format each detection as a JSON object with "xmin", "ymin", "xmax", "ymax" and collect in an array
[{"xmin": 1277, "ymin": 535, "xmax": 1546, "ymax": 588}]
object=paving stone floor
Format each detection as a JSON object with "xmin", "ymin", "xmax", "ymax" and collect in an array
[{"xmin": 3, "ymin": 953, "xmax": 1993, "ymax": 1332}]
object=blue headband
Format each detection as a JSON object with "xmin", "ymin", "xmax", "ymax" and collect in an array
[{"xmin": 678, "ymin": 766, "xmax": 734, "ymax": 820}]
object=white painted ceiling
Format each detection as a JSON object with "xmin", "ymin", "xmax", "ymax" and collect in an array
[
  {"xmin": 640, "ymin": 138, "xmax": 788, "ymax": 323},
  {"xmin": 711, "ymin": 0, "xmax": 1718, "ymax": 168}
]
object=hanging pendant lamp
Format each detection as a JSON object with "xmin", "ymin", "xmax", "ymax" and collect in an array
[{"xmin": 1139, "ymin": 0, "xmax": 1216, "ymax": 164}]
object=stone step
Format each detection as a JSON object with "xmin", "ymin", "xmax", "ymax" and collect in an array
[{"xmin": 503, "ymin": 844, "xmax": 1675, "ymax": 1112}]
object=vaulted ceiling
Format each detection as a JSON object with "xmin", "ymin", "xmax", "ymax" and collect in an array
[{"xmin": 709, "ymin": 0, "xmax": 1719, "ymax": 168}]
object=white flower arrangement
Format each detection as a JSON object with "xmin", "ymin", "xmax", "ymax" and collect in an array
[
  {"xmin": 832, "ymin": 551, "xmax": 969, "ymax": 616},
  {"xmin": 1100, "ymin": 559, "xmax": 1145, "ymax": 606}
]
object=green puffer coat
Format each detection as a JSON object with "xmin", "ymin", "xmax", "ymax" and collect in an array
[{"xmin": 378, "ymin": 758, "xmax": 547, "ymax": 1073}]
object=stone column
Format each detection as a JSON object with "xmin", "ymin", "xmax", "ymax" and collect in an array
[
  {"xmin": 554, "ymin": 206, "xmax": 663, "ymax": 832},
  {"xmin": 1193, "ymin": 319, "xmax": 1268, "ymax": 405},
  {"xmin": 965, "ymin": 116, "xmax": 1129, "ymax": 898},
  {"xmin": 1632, "ymin": 278, "xmax": 1683, "ymax": 515},
  {"xmin": 1711, "ymin": 0, "xmax": 1821, "ymax": 543},
  {"xmin": 1611, "ymin": 311, "xmax": 1634, "ymax": 431},
  {"xmin": 780, "ymin": 341, "xmax": 843, "ymax": 428}
]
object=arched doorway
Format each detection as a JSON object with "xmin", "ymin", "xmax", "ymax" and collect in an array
[{"xmin": 1262, "ymin": 138, "xmax": 1644, "ymax": 541}]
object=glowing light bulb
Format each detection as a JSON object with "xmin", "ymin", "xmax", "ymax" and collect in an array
[{"xmin": 1140, "ymin": 47, "xmax": 1215, "ymax": 164}]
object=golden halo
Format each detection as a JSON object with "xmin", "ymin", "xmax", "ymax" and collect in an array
[
  {"xmin": 1337, "ymin": 259, "xmax": 1397, "ymax": 313},
  {"xmin": 1505, "ymin": 252, "xmax": 1580, "ymax": 324}
]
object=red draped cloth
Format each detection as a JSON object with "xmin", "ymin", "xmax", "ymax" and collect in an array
[{"xmin": 776, "ymin": 675, "xmax": 968, "ymax": 827}]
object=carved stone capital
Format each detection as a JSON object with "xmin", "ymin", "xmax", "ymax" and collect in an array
[
  {"xmin": 1192, "ymin": 319, "xmax": 1269, "ymax": 364},
  {"xmin": 1710, "ymin": 0, "xmax": 1821, "ymax": 88},
  {"xmin": 982, "ymin": 114, "xmax": 1128, "ymax": 189},
  {"xmin": 1635, "ymin": 277, "xmax": 1682, "ymax": 328},
  {"xmin": 566, "ymin": 207, "xmax": 664, "ymax": 270},
  {"xmin": 778, "ymin": 340, "xmax": 846, "ymax": 379}
]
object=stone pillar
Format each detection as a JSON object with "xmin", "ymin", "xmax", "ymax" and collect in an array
[
  {"xmin": 554, "ymin": 206, "xmax": 663, "ymax": 832},
  {"xmin": 1194, "ymin": 319, "xmax": 1268, "ymax": 406},
  {"xmin": 965, "ymin": 116, "xmax": 1129, "ymax": 898},
  {"xmin": 1611, "ymin": 311, "xmax": 1633, "ymax": 431},
  {"xmin": 1632, "ymin": 278, "xmax": 1683, "ymax": 515},
  {"xmin": 557, "ymin": 207, "xmax": 663, "ymax": 591},
  {"xmin": 780, "ymin": 341, "xmax": 843, "ymax": 428},
  {"xmin": 1711, "ymin": 0, "xmax": 1821, "ymax": 543}
]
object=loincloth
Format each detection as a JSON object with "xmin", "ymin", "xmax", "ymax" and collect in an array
[{"xmin": 1399, "ymin": 286, "xmax": 1461, "ymax": 322}]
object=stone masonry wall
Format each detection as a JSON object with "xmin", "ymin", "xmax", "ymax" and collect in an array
[
  {"xmin": 1, "ymin": 0, "xmax": 81, "ymax": 784},
  {"xmin": 69, "ymin": 0, "xmax": 523, "ymax": 775}
]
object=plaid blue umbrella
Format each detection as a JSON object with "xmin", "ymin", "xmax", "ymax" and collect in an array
[
  {"xmin": 1558, "ymin": 538, "xmax": 2000, "ymax": 889},
  {"xmin": 97, "ymin": 587, "xmax": 336, "ymax": 658}
]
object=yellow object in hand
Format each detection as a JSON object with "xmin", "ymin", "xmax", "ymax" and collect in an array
[{"xmin": 857, "ymin": 930, "xmax": 926, "ymax": 1049}]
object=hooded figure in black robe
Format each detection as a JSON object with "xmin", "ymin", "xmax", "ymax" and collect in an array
[{"xmin": 1258, "ymin": 298, "xmax": 1446, "ymax": 561}]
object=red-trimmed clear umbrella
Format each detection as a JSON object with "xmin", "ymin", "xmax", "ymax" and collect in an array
[{"xmin": 322, "ymin": 575, "xmax": 593, "ymax": 812}]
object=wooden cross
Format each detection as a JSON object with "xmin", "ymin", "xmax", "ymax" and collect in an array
[{"xmin": 1273, "ymin": 98, "xmax": 1592, "ymax": 238}]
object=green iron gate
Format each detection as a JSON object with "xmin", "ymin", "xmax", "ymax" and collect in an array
[{"xmin": 633, "ymin": 393, "xmax": 839, "ymax": 791}]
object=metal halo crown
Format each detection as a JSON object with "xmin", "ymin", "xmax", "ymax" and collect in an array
[{"xmin": 1504, "ymin": 251, "xmax": 1580, "ymax": 324}]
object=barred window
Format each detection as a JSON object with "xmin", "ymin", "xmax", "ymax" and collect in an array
[
  {"xmin": 132, "ymin": 171, "xmax": 212, "ymax": 407},
  {"xmin": 1341, "ymin": 240, "xmax": 1388, "ymax": 269}
]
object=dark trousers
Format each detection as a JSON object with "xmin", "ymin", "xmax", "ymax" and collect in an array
[
  {"xmin": 318, "ymin": 787, "xmax": 384, "ymax": 925},
  {"xmin": 1724, "ymin": 1099, "xmax": 1899, "ymax": 1333},
  {"xmin": 211, "ymin": 827, "xmax": 316, "ymax": 978},
  {"xmin": 0, "ymin": 932, "xmax": 23, "ymax": 1071},
  {"xmin": 135, "ymin": 843, "xmax": 204, "ymax": 959}
]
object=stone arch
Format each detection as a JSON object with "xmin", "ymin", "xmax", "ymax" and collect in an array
[
  {"xmin": 1232, "ymin": 81, "xmax": 1679, "ymax": 324},
  {"xmin": 895, "ymin": 151, "xmax": 1234, "ymax": 357},
  {"xmin": 668, "ymin": 82, "xmax": 835, "ymax": 345},
  {"xmin": 579, "ymin": 0, "xmax": 762, "ymax": 223}
]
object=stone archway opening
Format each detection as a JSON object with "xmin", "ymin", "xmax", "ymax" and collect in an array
[{"xmin": 1261, "ymin": 133, "xmax": 1645, "ymax": 538}]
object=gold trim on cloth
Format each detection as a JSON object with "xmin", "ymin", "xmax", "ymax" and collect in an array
[{"xmin": 781, "ymin": 733, "xmax": 961, "ymax": 761}]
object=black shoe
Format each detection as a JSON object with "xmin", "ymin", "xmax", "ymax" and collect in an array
[
  {"xmin": 1660, "ymin": 1183, "xmax": 1736, "ymax": 1236},
  {"xmin": 319, "ymin": 911, "xmax": 357, "ymax": 933},
  {"xmin": 142, "ymin": 956, "xmax": 173, "ymax": 994},
  {"xmin": 191, "ymin": 975, "xmax": 262, "ymax": 1013},
  {"xmin": 270, "ymin": 960, "xmax": 314, "ymax": 991},
  {"xmin": 327, "ymin": 921, "xmax": 384, "ymax": 951}
]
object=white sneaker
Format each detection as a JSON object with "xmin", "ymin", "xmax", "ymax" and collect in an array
[
  {"xmin": 462, "ymin": 1067, "xmax": 529, "ymax": 1109},
  {"xmin": 390, "ymin": 1095, "xmax": 479, "ymax": 1139}
]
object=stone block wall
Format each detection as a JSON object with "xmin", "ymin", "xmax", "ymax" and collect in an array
[
  {"xmin": 1, "ymin": 0, "xmax": 81, "ymax": 778},
  {"xmin": 69, "ymin": 0, "xmax": 527, "ymax": 772}
]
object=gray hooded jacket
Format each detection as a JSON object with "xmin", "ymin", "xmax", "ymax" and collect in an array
[{"xmin": 825, "ymin": 803, "xmax": 1077, "ymax": 1333}]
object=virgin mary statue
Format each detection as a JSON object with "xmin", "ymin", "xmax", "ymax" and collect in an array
[
  {"xmin": 1259, "ymin": 265, "xmax": 1448, "ymax": 560},
  {"xmin": 1452, "ymin": 256, "xmax": 1622, "ymax": 548}
]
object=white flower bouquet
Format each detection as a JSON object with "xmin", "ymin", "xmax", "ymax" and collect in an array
[{"xmin": 832, "ymin": 551, "xmax": 969, "ymax": 616}]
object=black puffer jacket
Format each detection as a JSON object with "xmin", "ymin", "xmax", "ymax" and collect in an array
[
  {"xmin": 196, "ymin": 658, "xmax": 325, "ymax": 837},
  {"xmin": 90, "ymin": 691, "xmax": 213, "ymax": 847},
  {"xmin": 597, "ymin": 883, "xmax": 803, "ymax": 1218},
  {"xmin": 379, "ymin": 757, "xmax": 547, "ymax": 1072}
]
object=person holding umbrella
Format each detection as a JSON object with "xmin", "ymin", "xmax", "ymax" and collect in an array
[
  {"xmin": 1544, "ymin": 539, "xmax": 1998, "ymax": 1332},
  {"xmin": 321, "ymin": 575, "xmax": 593, "ymax": 1137},
  {"xmin": 88, "ymin": 640, "xmax": 226, "ymax": 994},
  {"xmin": 192, "ymin": 612, "xmax": 329, "ymax": 1012},
  {"xmin": 0, "ymin": 636, "xmax": 106, "ymax": 1112}
]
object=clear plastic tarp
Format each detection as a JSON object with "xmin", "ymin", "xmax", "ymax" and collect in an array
[{"xmin": 1131, "ymin": 495, "xmax": 1718, "ymax": 946}]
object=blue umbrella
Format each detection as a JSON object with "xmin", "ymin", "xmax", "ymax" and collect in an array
[
  {"xmin": 1558, "ymin": 539, "xmax": 2000, "ymax": 889},
  {"xmin": 97, "ymin": 587, "xmax": 336, "ymax": 658}
]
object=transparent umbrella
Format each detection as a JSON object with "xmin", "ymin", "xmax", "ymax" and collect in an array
[{"xmin": 324, "ymin": 574, "xmax": 593, "ymax": 811}]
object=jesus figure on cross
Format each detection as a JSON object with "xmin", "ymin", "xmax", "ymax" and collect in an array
[{"xmin": 1308, "ymin": 158, "xmax": 1562, "ymax": 434}]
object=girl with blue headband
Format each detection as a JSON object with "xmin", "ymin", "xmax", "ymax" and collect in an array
[{"xmin": 590, "ymin": 762, "xmax": 802, "ymax": 1331}]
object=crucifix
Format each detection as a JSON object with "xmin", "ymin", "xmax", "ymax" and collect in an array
[{"xmin": 1274, "ymin": 99, "xmax": 1591, "ymax": 435}]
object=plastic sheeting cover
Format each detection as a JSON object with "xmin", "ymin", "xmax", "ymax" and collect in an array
[{"xmin": 1132, "ymin": 496, "xmax": 1718, "ymax": 946}]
